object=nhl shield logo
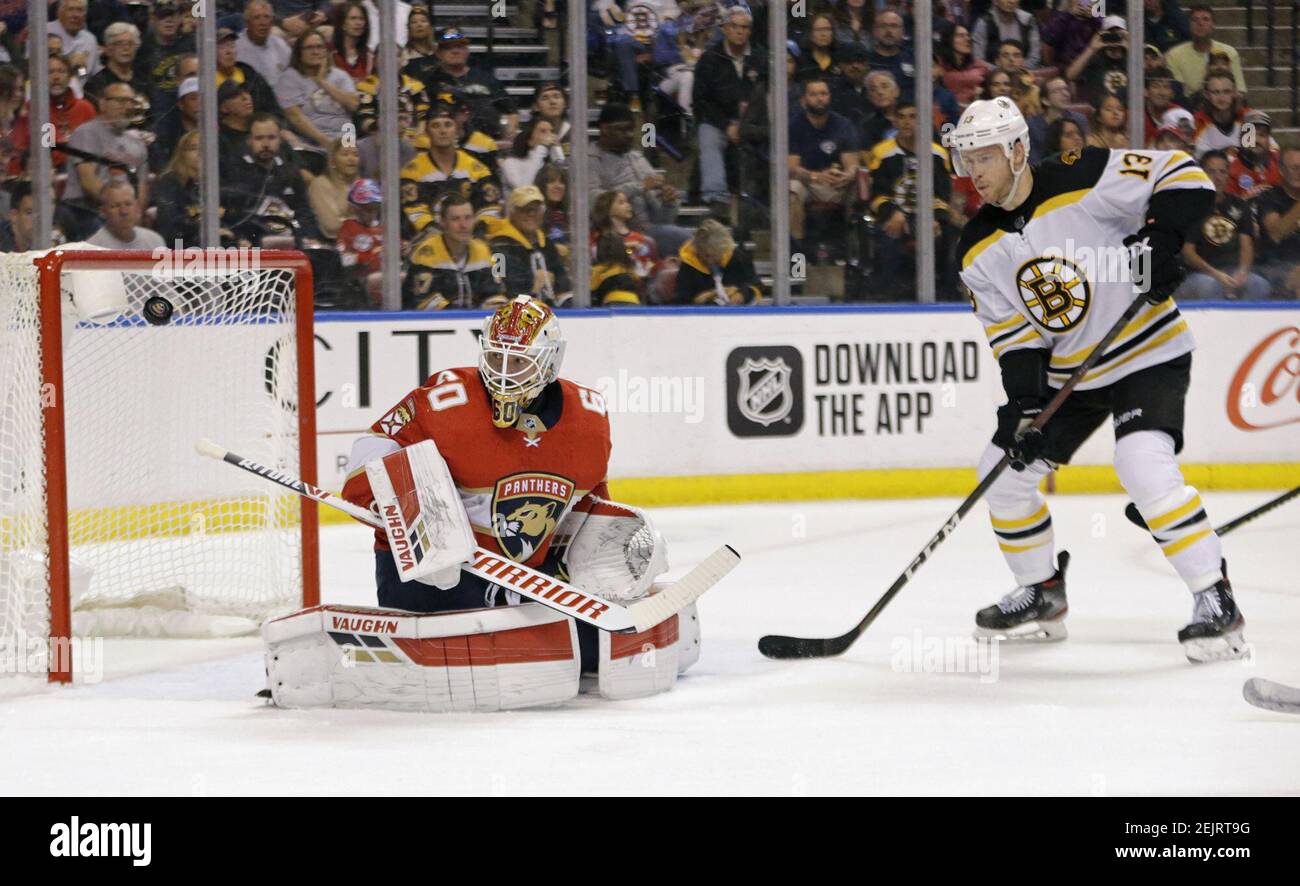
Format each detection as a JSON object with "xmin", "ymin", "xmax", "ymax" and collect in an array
[
  {"xmin": 490, "ymin": 472, "xmax": 574, "ymax": 562},
  {"xmin": 737, "ymin": 358, "xmax": 794, "ymax": 426},
  {"xmin": 726, "ymin": 346, "xmax": 805, "ymax": 437}
]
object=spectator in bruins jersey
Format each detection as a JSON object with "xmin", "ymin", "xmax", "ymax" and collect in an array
[
  {"xmin": 488, "ymin": 185, "xmax": 571, "ymax": 306},
  {"xmin": 672, "ymin": 219, "xmax": 763, "ymax": 306},
  {"xmin": 405, "ymin": 193, "xmax": 500, "ymax": 309},
  {"xmin": 354, "ymin": 57, "xmax": 430, "ymax": 138},
  {"xmin": 400, "ymin": 103, "xmax": 498, "ymax": 230},
  {"xmin": 864, "ymin": 102, "xmax": 956, "ymax": 300},
  {"xmin": 1066, "ymin": 16, "xmax": 1131, "ymax": 105},
  {"xmin": 590, "ymin": 232, "xmax": 643, "ymax": 307},
  {"xmin": 215, "ymin": 26, "xmax": 282, "ymax": 120},
  {"xmin": 436, "ymin": 90, "xmax": 502, "ymax": 176},
  {"xmin": 1175, "ymin": 150, "xmax": 1271, "ymax": 300}
]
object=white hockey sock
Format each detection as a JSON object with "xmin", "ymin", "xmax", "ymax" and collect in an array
[
  {"xmin": 979, "ymin": 442, "xmax": 1057, "ymax": 587},
  {"xmin": 1115, "ymin": 430, "xmax": 1223, "ymax": 592}
]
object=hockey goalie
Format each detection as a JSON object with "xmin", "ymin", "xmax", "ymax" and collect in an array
[{"xmin": 264, "ymin": 296, "xmax": 700, "ymax": 712}]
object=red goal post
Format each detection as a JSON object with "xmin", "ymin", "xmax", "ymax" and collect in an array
[{"xmin": 1, "ymin": 247, "xmax": 319, "ymax": 683}]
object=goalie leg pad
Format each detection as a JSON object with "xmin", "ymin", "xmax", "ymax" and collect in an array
[
  {"xmin": 264, "ymin": 603, "xmax": 579, "ymax": 712},
  {"xmin": 592, "ymin": 598, "xmax": 702, "ymax": 699}
]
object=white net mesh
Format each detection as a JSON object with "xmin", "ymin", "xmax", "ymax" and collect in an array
[{"xmin": 0, "ymin": 249, "xmax": 309, "ymax": 671}]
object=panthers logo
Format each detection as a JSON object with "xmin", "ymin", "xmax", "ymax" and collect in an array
[
  {"xmin": 490, "ymin": 472, "xmax": 574, "ymax": 562},
  {"xmin": 1015, "ymin": 256, "xmax": 1091, "ymax": 332}
]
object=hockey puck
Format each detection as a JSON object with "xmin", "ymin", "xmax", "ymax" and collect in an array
[{"xmin": 143, "ymin": 295, "xmax": 174, "ymax": 326}]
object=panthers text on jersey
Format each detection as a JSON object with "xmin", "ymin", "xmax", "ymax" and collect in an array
[
  {"xmin": 957, "ymin": 147, "xmax": 1214, "ymax": 390},
  {"xmin": 342, "ymin": 367, "xmax": 612, "ymax": 569}
]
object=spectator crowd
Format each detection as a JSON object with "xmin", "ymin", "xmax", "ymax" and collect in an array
[{"xmin": 0, "ymin": 0, "xmax": 1294, "ymax": 304}]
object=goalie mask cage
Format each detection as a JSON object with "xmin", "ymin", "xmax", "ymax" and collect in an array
[{"xmin": 0, "ymin": 248, "xmax": 319, "ymax": 684}]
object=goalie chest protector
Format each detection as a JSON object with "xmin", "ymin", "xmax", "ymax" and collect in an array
[
  {"xmin": 957, "ymin": 147, "xmax": 1211, "ymax": 391},
  {"xmin": 345, "ymin": 367, "xmax": 612, "ymax": 570}
]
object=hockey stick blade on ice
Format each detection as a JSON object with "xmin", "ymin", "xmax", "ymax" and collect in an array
[
  {"xmin": 1243, "ymin": 678, "xmax": 1300, "ymax": 715},
  {"xmin": 196, "ymin": 439, "xmax": 739, "ymax": 634},
  {"xmin": 759, "ymin": 290, "xmax": 1154, "ymax": 660},
  {"xmin": 1124, "ymin": 486, "xmax": 1300, "ymax": 537}
]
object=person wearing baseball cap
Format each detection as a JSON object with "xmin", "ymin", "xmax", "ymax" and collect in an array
[
  {"xmin": 336, "ymin": 179, "xmax": 386, "ymax": 278},
  {"xmin": 417, "ymin": 24, "xmax": 517, "ymax": 140},
  {"xmin": 1226, "ymin": 111, "xmax": 1283, "ymax": 198},
  {"xmin": 216, "ymin": 79, "xmax": 261, "ymax": 158},
  {"xmin": 488, "ymin": 184, "xmax": 572, "ymax": 307},
  {"xmin": 215, "ymin": 23, "xmax": 282, "ymax": 119},
  {"xmin": 1065, "ymin": 14, "xmax": 1129, "ymax": 103}
]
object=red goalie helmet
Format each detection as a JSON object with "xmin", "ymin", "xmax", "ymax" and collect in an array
[{"xmin": 479, "ymin": 295, "xmax": 566, "ymax": 428}]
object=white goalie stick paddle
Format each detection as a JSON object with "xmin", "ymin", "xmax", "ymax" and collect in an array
[
  {"xmin": 196, "ymin": 439, "xmax": 739, "ymax": 633},
  {"xmin": 1243, "ymin": 678, "xmax": 1300, "ymax": 715}
]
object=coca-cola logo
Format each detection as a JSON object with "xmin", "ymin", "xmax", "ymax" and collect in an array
[{"xmin": 1227, "ymin": 326, "xmax": 1300, "ymax": 431}]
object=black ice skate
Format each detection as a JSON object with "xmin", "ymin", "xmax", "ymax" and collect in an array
[
  {"xmin": 1179, "ymin": 564, "xmax": 1247, "ymax": 663},
  {"xmin": 974, "ymin": 551, "xmax": 1069, "ymax": 642}
]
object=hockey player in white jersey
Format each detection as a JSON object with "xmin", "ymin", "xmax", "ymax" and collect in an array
[{"xmin": 947, "ymin": 97, "xmax": 1246, "ymax": 662}]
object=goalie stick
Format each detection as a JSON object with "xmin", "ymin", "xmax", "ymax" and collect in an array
[
  {"xmin": 759, "ymin": 288, "xmax": 1154, "ymax": 660},
  {"xmin": 196, "ymin": 439, "xmax": 738, "ymax": 634},
  {"xmin": 1123, "ymin": 486, "xmax": 1300, "ymax": 538},
  {"xmin": 1243, "ymin": 678, "xmax": 1300, "ymax": 715}
]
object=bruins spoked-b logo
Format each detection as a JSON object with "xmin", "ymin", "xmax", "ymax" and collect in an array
[
  {"xmin": 1015, "ymin": 256, "xmax": 1091, "ymax": 331},
  {"xmin": 726, "ymin": 346, "xmax": 805, "ymax": 437},
  {"xmin": 491, "ymin": 472, "xmax": 573, "ymax": 562}
]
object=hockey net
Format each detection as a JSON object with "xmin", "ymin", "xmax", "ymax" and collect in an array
[{"xmin": 0, "ymin": 247, "xmax": 319, "ymax": 682}]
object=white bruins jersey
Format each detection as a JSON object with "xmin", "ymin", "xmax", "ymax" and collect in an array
[{"xmin": 957, "ymin": 147, "xmax": 1214, "ymax": 390}]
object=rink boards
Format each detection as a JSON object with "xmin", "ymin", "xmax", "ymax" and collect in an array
[{"xmin": 312, "ymin": 305, "xmax": 1300, "ymax": 506}]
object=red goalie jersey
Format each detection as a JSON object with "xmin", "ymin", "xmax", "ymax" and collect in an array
[{"xmin": 342, "ymin": 366, "xmax": 613, "ymax": 570}]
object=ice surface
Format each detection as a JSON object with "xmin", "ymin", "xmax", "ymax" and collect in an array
[{"xmin": 2, "ymin": 493, "xmax": 1297, "ymax": 796}]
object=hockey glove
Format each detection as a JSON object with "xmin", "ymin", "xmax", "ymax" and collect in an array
[
  {"xmin": 1124, "ymin": 225, "xmax": 1185, "ymax": 305},
  {"xmin": 994, "ymin": 397, "xmax": 1048, "ymax": 471}
]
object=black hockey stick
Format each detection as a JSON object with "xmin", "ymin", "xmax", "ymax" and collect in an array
[
  {"xmin": 1123, "ymin": 486, "xmax": 1300, "ymax": 538},
  {"xmin": 758, "ymin": 290, "xmax": 1154, "ymax": 660}
]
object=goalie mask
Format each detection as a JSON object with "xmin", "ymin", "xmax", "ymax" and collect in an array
[{"xmin": 479, "ymin": 295, "xmax": 566, "ymax": 428}]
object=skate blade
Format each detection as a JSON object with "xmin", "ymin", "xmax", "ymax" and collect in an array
[
  {"xmin": 1183, "ymin": 627, "xmax": 1248, "ymax": 663},
  {"xmin": 974, "ymin": 618, "xmax": 1067, "ymax": 644}
]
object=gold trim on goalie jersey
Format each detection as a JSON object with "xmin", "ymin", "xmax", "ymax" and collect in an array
[{"xmin": 1015, "ymin": 256, "xmax": 1091, "ymax": 332}]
